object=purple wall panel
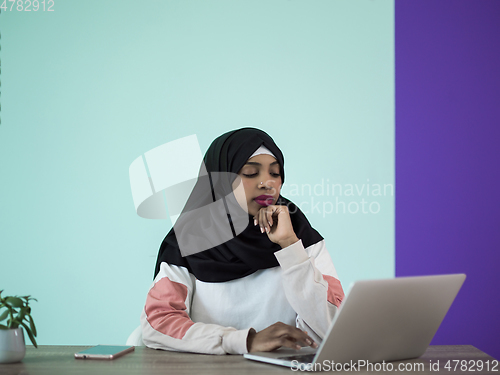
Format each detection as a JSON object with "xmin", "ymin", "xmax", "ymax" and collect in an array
[{"xmin": 396, "ymin": 1, "xmax": 500, "ymax": 359}]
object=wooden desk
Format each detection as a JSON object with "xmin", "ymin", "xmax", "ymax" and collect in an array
[{"xmin": 0, "ymin": 345, "xmax": 497, "ymax": 374}]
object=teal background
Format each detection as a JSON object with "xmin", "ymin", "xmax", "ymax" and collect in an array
[{"xmin": 0, "ymin": 1, "xmax": 394, "ymax": 345}]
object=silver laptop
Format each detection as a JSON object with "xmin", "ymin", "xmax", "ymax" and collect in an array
[{"xmin": 244, "ymin": 274, "xmax": 466, "ymax": 370}]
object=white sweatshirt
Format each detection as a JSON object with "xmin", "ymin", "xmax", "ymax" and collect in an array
[{"xmin": 140, "ymin": 239, "xmax": 344, "ymax": 355}]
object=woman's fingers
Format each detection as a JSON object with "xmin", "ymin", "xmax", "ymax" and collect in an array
[
  {"xmin": 276, "ymin": 336, "xmax": 302, "ymax": 351},
  {"xmin": 273, "ymin": 324, "xmax": 316, "ymax": 349},
  {"xmin": 247, "ymin": 322, "xmax": 318, "ymax": 353},
  {"xmin": 259, "ymin": 208, "xmax": 267, "ymax": 233},
  {"xmin": 253, "ymin": 206, "xmax": 298, "ymax": 248},
  {"xmin": 266, "ymin": 207, "xmax": 275, "ymax": 229},
  {"xmin": 260, "ymin": 207, "xmax": 269, "ymax": 233},
  {"xmin": 254, "ymin": 207, "xmax": 266, "ymax": 233},
  {"xmin": 254, "ymin": 206, "xmax": 279, "ymax": 233}
]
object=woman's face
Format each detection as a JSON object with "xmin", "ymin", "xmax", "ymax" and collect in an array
[{"xmin": 232, "ymin": 154, "xmax": 282, "ymax": 216}]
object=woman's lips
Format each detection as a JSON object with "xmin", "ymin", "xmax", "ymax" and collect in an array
[{"xmin": 254, "ymin": 195, "xmax": 274, "ymax": 206}]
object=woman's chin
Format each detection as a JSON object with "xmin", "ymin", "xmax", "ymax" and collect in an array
[
  {"xmin": 245, "ymin": 202, "xmax": 260, "ymax": 217},
  {"xmin": 248, "ymin": 200, "xmax": 271, "ymax": 216}
]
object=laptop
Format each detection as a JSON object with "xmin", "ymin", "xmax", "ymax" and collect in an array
[{"xmin": 244, "ymin": 274, "xmax": 466, "ymax": 370}]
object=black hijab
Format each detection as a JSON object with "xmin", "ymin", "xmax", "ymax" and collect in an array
[{"xmin": 154, "ymin": 128, "xmax": 323, "ymax": 282}]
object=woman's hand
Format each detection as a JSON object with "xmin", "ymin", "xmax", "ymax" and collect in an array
[
  {"xmin": 247, "ymin": 322, "xmax": 318, "ymax": 353},
  {"xmin": 254, "ymin": 205, "xmax": 299, "ymax": 248}
]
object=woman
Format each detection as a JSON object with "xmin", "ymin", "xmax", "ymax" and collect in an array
[{"xmin": 141, "ymin": 128, "xmax": 344, "ymax": 355}]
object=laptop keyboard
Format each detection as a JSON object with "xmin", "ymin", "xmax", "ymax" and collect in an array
[{"xmin": 278, "ymin": 353, "xmax": 316, "ymax": 363}]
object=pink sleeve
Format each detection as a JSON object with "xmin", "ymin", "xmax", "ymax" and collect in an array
[
  {"xmin": 144, "ymin": 277, "xmax": 195, "ymax": 339},
  {"xmin": 141, "ymin": 263, "xmax": 251, "ymax": 355},
  {"xmin": 322, "ymin": 274, "xmax": 345, "ymax": 308}
]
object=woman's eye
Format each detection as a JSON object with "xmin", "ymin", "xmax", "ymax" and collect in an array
[
  {"xmin": 270, "ymin": 173, "xmax": 281, "ymax": 178},
  {"xmin": 242, "ymin": 173, "xmax": 258, "ymax": 178}
]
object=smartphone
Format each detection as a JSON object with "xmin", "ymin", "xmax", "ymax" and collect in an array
[{"xmin": 74, "ymin": 345, "xmax": 135, "ymax": 360}]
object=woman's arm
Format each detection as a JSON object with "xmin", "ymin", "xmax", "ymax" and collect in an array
[
  {"xmin": 254, "ymin": 204, "xmax": 344, "ymax": 341},
  {"xmin": 143, "ymin": 261, "xmax": 320, "ymax": 354},
  {"xmin": 274, "ymin": 239, "xmax": 344, "ymax": 342},
  {"xmin": 141, "ymin": 262, "xmax": 251, "ymax": 355}
]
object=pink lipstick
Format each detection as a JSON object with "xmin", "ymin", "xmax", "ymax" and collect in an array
[{"xmin": 254, "ymin": 195, "xmax": 274, "ymax": 206}]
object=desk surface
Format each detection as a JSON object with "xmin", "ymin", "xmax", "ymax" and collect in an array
[{"xmin": 0, "ymin": 345, "xmax": 497, "ymax": 375}]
